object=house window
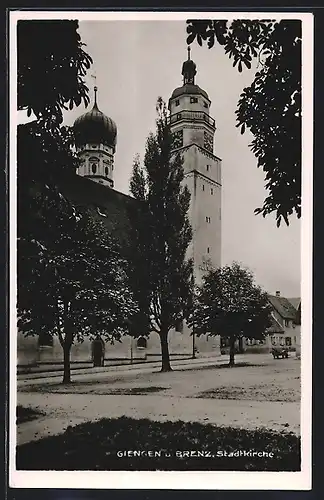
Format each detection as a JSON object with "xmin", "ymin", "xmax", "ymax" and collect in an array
[
  {"xmin": 271, "ymin": 336, "xmax": 277, "ymax": 345},
  {"xmin": 175, "ymin": 99, "xmax": 180, "ymax": 106},
  {"xmin": 211, "ymin": 188, "xmax": 213, "ymax": 195},
  {"xmin": 203, "ymin": 101, "xmax": 208, "ymax": 108},
  {"xmin": 284, "ymin": 319, "xmax": 290, "ymax": 327},
  {"xmin": 207, "ymin": 247, "xmax": 210, "ymax": 254},
  {"xmin": 190, "ymin": 97, "xmax": 198, "ymax": 103},
  {"xmin": 206, "ymin": 165, "xmax": 210, "ymax": 172},
  {"xmin": 136, "ymin": 337, "xmax": 147, "ymax": 349},
  {"xmin": 206, "ymin": 216, "xmax": 211, "ymax": 223},
  {"xmin": 105, "ymin": 166, "xmax": 109, "ymax": 176},
  {"xmin": 91, "ymin": 163, "xmax": 97, "ymax": 174},
  {"xmin": 285, "ymin": 337, "xmax": 292, "ymax": 346},
  {"xmin": 202, "ymin": 184, "xmax": 205, "ymax": 191}
]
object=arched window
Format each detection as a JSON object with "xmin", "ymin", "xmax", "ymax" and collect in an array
[
  {"xmin": 136, "ymin": 337, "xmax": 147, "ymax": 349},
  {"xmin": 92, "ymin": 163, "xmax": 97, "ymax": 174},
  {"xmin": 105, "ymin": 166, "xmax": 109, "ymax": 176}
]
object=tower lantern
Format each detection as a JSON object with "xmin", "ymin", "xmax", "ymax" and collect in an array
[{"xmin": 182, "ymin": 46, "xmax": 197, "ymax": 85}]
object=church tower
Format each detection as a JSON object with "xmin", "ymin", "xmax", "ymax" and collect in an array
[
  {"xmin": 73, "ymin": 86, "xmax": 117, "ymax": 188},
  {"xmin": 169, "ymin": 48, "xmax": 222, "ymax": 284}
]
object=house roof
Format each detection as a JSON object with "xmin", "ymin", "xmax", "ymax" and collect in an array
[
  {"xmin": 287, "ymin": 297, "xmax": 301, "ymax": 310},
  {"xmin": 267, "ymin": 314, "xmax": 285, "ymax": 334},
  {"xmin": 268, "ymin": 295, "xmax": 299, "ymax": 321}
]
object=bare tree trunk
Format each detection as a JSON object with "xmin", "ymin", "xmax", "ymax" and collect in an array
[
  {"xmin": 62, "ymin": 301, "xmax": 73, "ymax": 384},
  {"xmin": 229, "ymin": 337, "xmax": 236, "ymax": 367},
  {"xmin": 159, "ymin": 329, "xmax": 172, "ymax": 372},
  {"xmin": 63, "ymin": 343, "xmax": 72, "ymax": 383}
]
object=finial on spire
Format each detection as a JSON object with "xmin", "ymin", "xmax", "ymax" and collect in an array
[
  {"xmin": 187, "ymin": 45, "xmax": 191, "ymax": 60},
  {"xmin": 94, "ymin": 85, "xmax": 98, "ymax": 106},
  {"xmin": 91, "ymin": 73, "xmax": 98, "ymax": 108}
]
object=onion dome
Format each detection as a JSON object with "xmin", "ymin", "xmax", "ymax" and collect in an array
[{"xmin": 73, "ymin": 87, "xmax": 117, "ymax": 148}]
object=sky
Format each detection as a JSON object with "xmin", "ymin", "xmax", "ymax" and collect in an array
[{"xmin": 19, "ymin": 19, "xmax": 301, "ymax": 297}]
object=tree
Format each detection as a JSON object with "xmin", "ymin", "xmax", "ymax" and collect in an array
[
  {"xmin": 16, "ymin": 20, "xmax": 132, "ymax": 383},
  {"xmin": 18, "ymin": 189, "xmax": 138, "ymax": 383},
  {"xmin": 129, "ymin": 98, "xmax": 194, "ymax": 372},
  {"xmin": 186, "ymin": 19, "xmax": 301, "ymax": 227},
  {"xmin": 18, "ymin": 19, "xmax": 92, "ymax": 127},
  {"xmin": 189, "ymin": 263, "xmax": 272, "ymax": 366}
]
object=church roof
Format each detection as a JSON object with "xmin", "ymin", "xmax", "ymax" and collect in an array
[
  {"xmin": 58, "ymin": 174, "xmax": 139, "ymax": 253},
  {"xmin": 171, "ymin": 83, "xmax": 209, "ymax": 101},
  {"xmin": 73, "ymin": 87, "xmax": 117, "ymax": 148}
]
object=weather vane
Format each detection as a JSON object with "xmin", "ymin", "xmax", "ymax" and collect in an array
[
  {"xmin": 91, "ymin": 72, "xmax": 97, "ymax": 87},
  {"xmin": 91, "ymin": 73, "xmax": 98, "ymax": 104}
]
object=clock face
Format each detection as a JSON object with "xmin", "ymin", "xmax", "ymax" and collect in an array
[
  {"xmin": 204, "ymin": 131, "xmax": 214, "ymax": 153},
  {"xmin": 172, "ymin": 129, "xmax": 183, "ymax": 149}
]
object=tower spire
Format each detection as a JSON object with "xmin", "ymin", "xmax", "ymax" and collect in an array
[
  {"xmin": 91, "ymin": 73, "xmax": 98, "ymax": 109},
  {"xmin": 187, "ymin": 45, "xmax": 191, "ymax": 60},
  {"xmin": 94, "ymin": 85, "xmax": 98, "ymax": 107}
]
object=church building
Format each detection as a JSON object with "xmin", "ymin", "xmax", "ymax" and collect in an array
[
  {"xmin": 17, "ymin": 49, "xmax": 223, "ymax": 368},
  {"xmin": 17, "ymin": 49, "xmax": 301, "ymax": 370}
]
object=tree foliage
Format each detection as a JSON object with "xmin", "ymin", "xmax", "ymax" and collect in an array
[
  {"xmin": 129, "ymin": 98, "xmax": 194, "ymax": 372},
  {"xmin": 186, "ymin": 19, "xmax": 301, "ymax": 226},
  {"xmin": 18, "ymin": 20, "xmax": 92, "ymax": 127},
  {"xmin": 18, "ymin": 122, "xmax": 78, "ymax": 187},
  {"xmin": 189, "ymin": 262, "xmax": 272, "ymax": 365}
]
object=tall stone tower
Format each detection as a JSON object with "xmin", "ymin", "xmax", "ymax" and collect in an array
[
  {"xmin": 168, "ymin": 48, "xmax": 222, "ymax": 285},
  {"xmin": 73, "ymin": 86, "xmax": 117, "ymax": 188}
]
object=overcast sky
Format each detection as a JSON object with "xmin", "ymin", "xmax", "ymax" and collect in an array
[{"xmin": 21, "ymin": 19, "xmax": 301, "ymax": 297}]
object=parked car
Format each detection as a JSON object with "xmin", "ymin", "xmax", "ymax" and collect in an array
[{"xmin": 271, "ymin": 346, "xmax": 289, "ymax": 359}]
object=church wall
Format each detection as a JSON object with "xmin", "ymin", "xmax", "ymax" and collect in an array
[
  {"xmin": 182, "ymin": 147, "xmax": 221, "ymax": 283},
  {"xmin": 77, "ymin": 142, "xmax": 114, "ymax": 187},
  {"xmin": 17, "ymin": 334, "xmax": 39, "ymax": 366},
  {"xmin": 193, "ymin": 172, "xmax": 221, "ymax": 278},
  {"xmin": 17, "ymin": 331, "xmax": 148, "ymax": 367},
  {"xmin": 145, "ymin": 324, "xmax": 220, "ymax": 358}
]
